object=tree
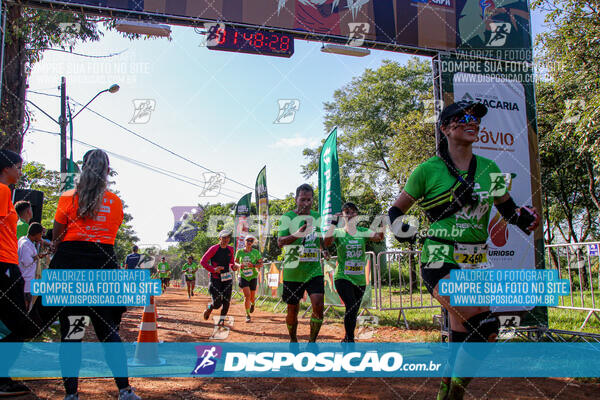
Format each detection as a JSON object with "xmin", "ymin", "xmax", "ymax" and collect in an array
[
  {"xmin": 302, "ymin": 57, "xmax": 434, "ymax": 210},
  {"xmin": 1, "ymin": 6, "xmax": 143, "ymax": 153},
  {"xmin": 533, "ymin": 0, "xmax": 600, "ymax": 206}
]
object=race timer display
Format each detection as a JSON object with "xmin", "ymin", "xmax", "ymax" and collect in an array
[{"xmin": 206, "ymin": 26, "xmax": 294, "ymax": 58}]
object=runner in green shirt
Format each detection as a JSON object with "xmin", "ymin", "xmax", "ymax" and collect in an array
[
  {"xmin": 181, "ymin": 256, "xmax": 199, "ymax": 299},
  {"xmin": 323, "ymin": 202, "xmax": 383, "ymax": 342},
  {"xmin": 277, "ymin": 184, "xmax": 324, "ymax": 342},
  {"xmin": 157, "ymin": 257, "xmax": 171, "ymax": 293},
  {"xmin": 234, "ymin": 235, "xmax": 263, "ymax": 323},
  {"xmin": 388, "ymin": 101, "xmax": 540, "ymax": 400}
]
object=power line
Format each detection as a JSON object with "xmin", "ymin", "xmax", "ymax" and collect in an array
[
  {"xmin": 27, "ymin": 89, "xmax": 283, "ymax": 199},
  {"xmin": 28, "ymin": 128, "xmax": 241, "ymax": 200},
  {"xmin": 68, "ymin": 98, "xmax": 272, "ymax": 197}
]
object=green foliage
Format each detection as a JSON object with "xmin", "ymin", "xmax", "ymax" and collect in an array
[
  {"xmin": 18, "ymin": 161, "xmax": 60, "ymax": 227},
  {"xmin": 533, "ymin": 0, "xmax": 600, "ymax": 176},
  {"xmin": 302, "ymin": 57, "xmax": 434, "ymax": 212}
]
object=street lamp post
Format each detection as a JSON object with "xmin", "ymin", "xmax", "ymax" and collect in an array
[{"xmin": 32, "ymin": 76, "xmax": 119, "ymax": 173}]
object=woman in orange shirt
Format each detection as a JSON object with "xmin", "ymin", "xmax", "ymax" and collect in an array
[
  {"xmin": 0, "ymin": 149, "xmax": 37, "ymax": 397},
  {"xmin": 50, "ymin": 149, "xmax": 140, "ymax": 400}
]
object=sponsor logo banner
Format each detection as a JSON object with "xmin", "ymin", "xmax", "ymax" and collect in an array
[{"xmin": 4, "ymin": 343, "xmax": 600, "ymax": 378}]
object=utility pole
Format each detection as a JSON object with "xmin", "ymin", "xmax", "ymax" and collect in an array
[{"xmin": 60, "ymin": 76, "xmax": 67, "ymax": 173}]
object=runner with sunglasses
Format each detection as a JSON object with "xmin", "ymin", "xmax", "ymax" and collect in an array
[
  {"xmin": 323, "ymin": 202, "xmax": 383, "ymax": 342},
  {"xmin": 388, "ymin": 101, "xmax": 540, "ymax": 399},
  {"xmin": 234, "ymin": 235, "xmax": 263, "ymax": 323}
]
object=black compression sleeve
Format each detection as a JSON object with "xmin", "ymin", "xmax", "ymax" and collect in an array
[
  {"xmin": 495, "ymin": 197, "xmax": 519, "ymax": 223},
  {"xmin": 496, "ymin": 197, "xmax": 536, "ymax": 234},
  {"xmin": 388, "ymin": 206, "xmax": 403, "ymax": 225}
]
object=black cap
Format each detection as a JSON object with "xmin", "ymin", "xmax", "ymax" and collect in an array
[{"xmin": 438, "ymin": 101, "xmax": 487, "ymax": 125}]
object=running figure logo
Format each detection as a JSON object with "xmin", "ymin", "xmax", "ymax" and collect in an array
[
  {"xmin": 347, "ymin": 22, "xmax": 369, "ymax": 46},
  {"xmin": 65, "ymin": 316, "xmax": 90, "ymax": 340},
  {"xmin": 424, "ymin": 244, "xmax": 450, "ymax": 269},
  {"xmin": 274, "ymin": 99, "xmax": 300, "ymax": 124},
  {"xmin": 486, "ymin": 22, "xmax": 512, "ymax": 47},
  {"xmin": 199, "ymin": 172, "xmax": 226, "ymax": 197},
  {"xmin": 191, "ymin": 345, "xmax": 222, "ymax": 375},
  {"xmin": 129, "ymin": 99, "xmax": 156, "ymax": 124},
  {"xmin": 489, "ymin": 173, "xmax": 511, "ymax": 197}
]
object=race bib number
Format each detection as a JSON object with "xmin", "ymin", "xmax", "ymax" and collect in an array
[
  {"xmin": 220, "ymin": 272, "xmax": 233, "ymax": 282},
  {"xmin": 344, "ymin": 260, "xmax": 366, "ymax": 275},
  {"xmin": 242, "ymin": 269, "xmax": 253, "ymax": 278},
  {"xmin": 299, "ymin": 246, "xmax": 320, "ymax": 262},
  {"xmin": 454, "ymin": 243, "xmax": 488, "ymax": 269}
]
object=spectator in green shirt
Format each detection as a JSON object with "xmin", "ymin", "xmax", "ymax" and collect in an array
[{"xmin": 14, "ymin": 201, "xmax": 32, "ymax": 239}]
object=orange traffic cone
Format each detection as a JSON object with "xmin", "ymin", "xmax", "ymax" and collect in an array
[{"xmin": 128, "ymin": 296, "xmax": 166, "ymax": 366}]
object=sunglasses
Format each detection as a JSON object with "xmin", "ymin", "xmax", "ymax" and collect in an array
[{"xmin": 452, "ymin": 113, "xmax": 480, "ymax": 124}]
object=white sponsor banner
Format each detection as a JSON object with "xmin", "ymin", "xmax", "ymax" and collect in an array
[{"xmin": 453, "ymin": 73, "xmax": 534, "ymax": 311}]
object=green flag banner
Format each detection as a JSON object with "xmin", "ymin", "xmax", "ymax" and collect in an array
[
  {"xmin": 318, "ymin": 127, "xmax": 342, "ymax": 233},
  {"xmin": 255, "ymin": 166, "xmax": 269, "ymax": 255},
  {"xmin": 234, "ymin": 193, "xmax": 252, "ymax": 253}
]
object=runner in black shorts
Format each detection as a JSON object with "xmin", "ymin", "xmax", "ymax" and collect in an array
[
  {"xmin": 277, "ymin": 184, "xmax": 324, "ymax": 342},
  {"xmin": 388, "ymin": 101, "xmax": 540, "ymax": 399},
  {"xmin": 235, "ymin": 235, "xmax": 263, "ymax": 323},
  {"xmin": 201, "ymin": 230, "xmax": 237, "ymax": 325}
]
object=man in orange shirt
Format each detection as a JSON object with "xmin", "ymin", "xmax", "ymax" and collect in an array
[{"xmin": 0, "ymin": 149, "xmax": 38, "ymax": 397}]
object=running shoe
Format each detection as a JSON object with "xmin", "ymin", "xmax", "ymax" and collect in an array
[
  {"xmin": 203, "ymin": 306, "xmax": 212, "ymax": 320},
  {"xmin": 0, "ymin": 379, "xmax": 31, "ymax": 397},
  {"xmin": 249, "ymin": 303, "xmax": 255, "ymax": 313},
  {"xmin": 63, "ymin": 393, "xmax": 79, "ymax": 400},
  {"xmin": 436, "ymin": 380, "xmax": 449, "ymax": 400},
  {"xmin": 246, "ymin": 315, "xmax": 251, "ymax": 323},
  {"xmin": 118, "ymin": 387, "xmax": 141, "ymax": 400}
]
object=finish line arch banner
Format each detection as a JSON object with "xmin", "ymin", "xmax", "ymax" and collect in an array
[
  {"xmin": 19, "ymin": 0, "xmax": 532, "ymax": 55},
  {"xmin": 435, "ymin": 54, "xmax": 545, "ymax": 319}
]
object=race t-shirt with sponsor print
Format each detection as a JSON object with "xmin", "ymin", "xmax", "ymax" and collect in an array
[
  {"xmin": 403, "ymin": 155, "xmax": 502, "ymax": 266},
  {"xmin": 234, "ymin": 248, "xmax": 261, "ymax": 281},
  {"xmin": 334, "ymin": 227, "xmax": 373, "ymax": 287},
  {"xmin": 157, "ymin": 261, "xmax": 171, "ymax": 278},
  {"xmin": 181, "ymin": 262, "xmax": 198, "ymax": 280},
  {"xmin": 278, "ymin": 210, "xmax": 323, "ymax": 283}
]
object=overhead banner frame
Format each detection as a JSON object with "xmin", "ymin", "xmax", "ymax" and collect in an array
[{"xmin": 14, "ymin": 0, "xmax": 533, "ymax": 59}]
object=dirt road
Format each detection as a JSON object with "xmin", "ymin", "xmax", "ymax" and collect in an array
[{"xmin": 17, "ymin": 287, "xmax": 599, "ymax": 399}]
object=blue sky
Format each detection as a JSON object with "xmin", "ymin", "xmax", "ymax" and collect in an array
[{"xmin": 23, "ymin": 7, "xmax": 548, "ymax": 249}]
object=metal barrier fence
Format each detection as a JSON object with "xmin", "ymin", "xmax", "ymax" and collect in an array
[
  {"xmin": 374, "ymin": 250, "xmax": 441, "ymax": 328},
  {"xmin": 545, "ymin": 241, "xmax": 600, "ymax": 330}
]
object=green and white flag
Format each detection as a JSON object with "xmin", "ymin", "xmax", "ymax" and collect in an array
[
  {"xmin": 255, "ymin": 166, "xmax": 269, "ymax": 255},
  {"xmin": 318, "ymin": 127, "xmax": 342, "ymax": 232},
  {"xmin": 234, "ymin": 192, "xmax": 252, "ymax": 253}
]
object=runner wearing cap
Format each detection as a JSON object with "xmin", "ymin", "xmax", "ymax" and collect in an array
[
  {"xmin": 277, "ymin": 184, "xmax": 324, "ymax": 343},
  {"xmin": 388, "ymin": 101, "xmax": 540, "ymax": 399},
  {"xmin": 323, "ymin": 202, "xmax": 383, "ymax": 342},
  {"xmin": 201, "ymin": 230, "xmax": 237, "ymax": 325},
  {"xmin": 157, "ymin": 257, "xmax": 171, "ymax": 292},
  {"xmin": 181, "ymin": 256, "xmax": 199, "ymax": 299},
  {"xmin": 234, "ymin": 235, "xmax": 263, "ymax": 323}
]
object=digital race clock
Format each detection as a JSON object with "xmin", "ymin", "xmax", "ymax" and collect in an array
[{"xmin": 206, "ymin": 25, "xmax": 294, "ymax": 58}]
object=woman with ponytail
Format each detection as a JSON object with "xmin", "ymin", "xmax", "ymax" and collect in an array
[
  {"xmin": 49, "ymin": 149, "xmax": 141, "ymax": 400},
  {"xmin": 388, "ymin": 101, "xmax": 540, "ymax": 400}
]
